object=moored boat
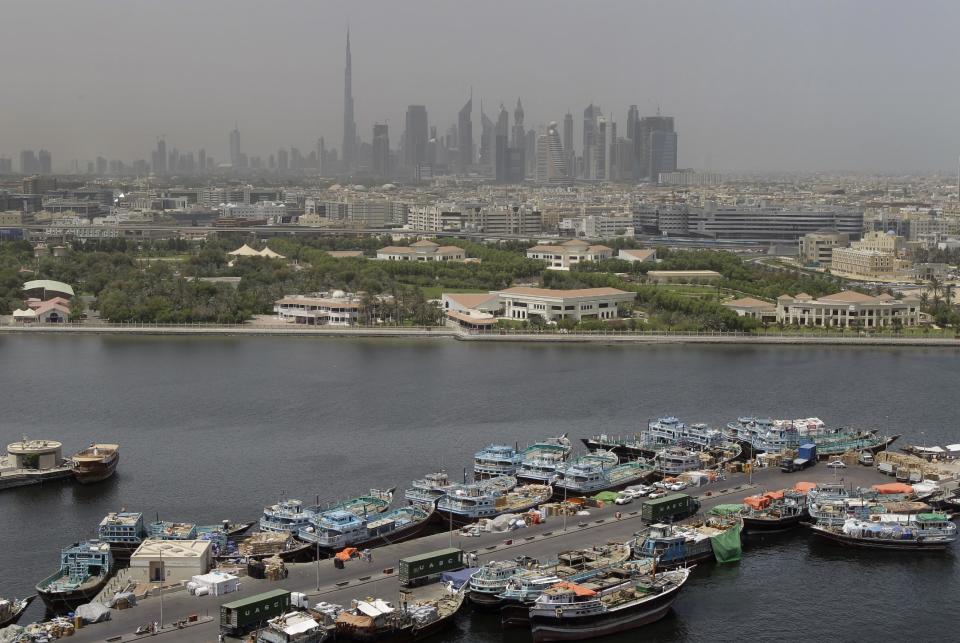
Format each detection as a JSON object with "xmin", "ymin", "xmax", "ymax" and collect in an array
[
  {"xmin": 436, "ymin": 483, "xmax": 552, "ymax": 528},
  {"xmin": 553, "ymin": 459, "xmax": 655, "ymax": 499},
  {"xmin": 473, "ymin": 444, "xmax": 522, "ymax": 480},
  {"xmin": 71, "ymin": 443, "xmax": 120, "ymax": 484},
  {"xmin": 528, "ymin": 567, "xmax": 692, "ymax": 642},
  {"xmin": 810, "ymin": 512, "xmax": 956, "ymax": 550},
  {"xmin": 741, "ymin": 490, "xmax": 808, "ymax": 532},
  {"xmin": 97, "ymin": 511, "xmax": 147, "ymax": 565},
  {"xmin": 519, "ymin": 450, "xmax": 617, "ymax": 485},
  {"xmin": 404, "ymin": 471, "xmax": 455, "ymax": 506},
  {"xmin": 35, "ymin": 540, "xmax": 114, "ymax": 614},
  {"xmin": 0, "ymin": 596, "xmax": 35, "ymax": 628},
  {"xmin": 632, "ymin": 509, "xmax": 743, "ymax": 568},
  {"xmin": 296, "ymin": 504, "xmax": 434, "ymax": 554}
]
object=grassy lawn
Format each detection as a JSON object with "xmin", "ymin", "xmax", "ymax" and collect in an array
[{"xmin": 421, "ymin": 286, "xmax": 489, "ymax": 299}]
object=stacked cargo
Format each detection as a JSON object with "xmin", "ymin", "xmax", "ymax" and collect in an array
[
  {"xmin": 239, "ymin": 533, "xmax": 292, "ymax": 557},
  {"xmin": 264, "ymin": 556, "xmax": 287, "ymax": 581}
]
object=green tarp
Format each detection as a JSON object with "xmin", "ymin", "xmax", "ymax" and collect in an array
[
  {"xmin": 710, "ymin": 523, "xmax": 743, "ymax": 563},
  {"xmin": 710, "ymin": 504, "xmax": 745, "ymax": 516},
  {"xmin": 594, "ymin": 491, "xmax": 619, "ymax": 502}
]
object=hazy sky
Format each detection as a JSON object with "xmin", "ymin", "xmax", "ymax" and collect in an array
[{"xmin": 2, "ymin": 0, "xmax": 959, "ymax": 173}]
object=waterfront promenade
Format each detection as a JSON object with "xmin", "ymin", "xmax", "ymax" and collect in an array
[
  {"xmin": 69, "ymin": 464, "xmax": 887, "ymax": 642},
  {"xmin": 2, "ymin": 321, "xmax": 959, "ymax": 346}
]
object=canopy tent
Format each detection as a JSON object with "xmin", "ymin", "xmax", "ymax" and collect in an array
[
  {"xmin": 710, "ymin": 504, "xmax": 745, "ymax": 516},
  {"xmin": 228, "ymin": 244, "xmax": 261, "ymax": 256}
]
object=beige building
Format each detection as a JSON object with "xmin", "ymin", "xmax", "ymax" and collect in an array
[
  {"xmin": 799, "ymin": 231, "xmax": 849, "ymax": 267},
  {"xmin": 830, "ymin": 247, "xmax": 896, "ymax": 278},
  {"xmin": 723, "ymin": 297, "xmax": 777, "ymax": 323},
  {"xmin": 526, "ymin": 239, "xmax": 613, "ymax": 270},
  {"xmin": 776, "ymin": 290, "xmax": 920, "ymax": 328},
  {"xmin": 376, "ymin": 240, "xmax": 465, "ymax": 262},
  {"xmin": 0, "ymin": 211, "xmax": 23, "ymax": 225},
  {"xmin": 274, "ymin": 294, "xmax": 360, "ymax": 325},
  {"xmin": 496, "ymin": 286, "xmax": 635, "ymax": 322},
  {"xmin": 129, "ymin": 539, "xmax": 212, "ymax": 585},
  {"xmin": 856, "ymin": 231, "xmax": 905, "ymax": 255}
]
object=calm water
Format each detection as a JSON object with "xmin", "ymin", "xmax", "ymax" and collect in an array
[{"xmin": 1, "ymin": 336, "xmax": 958, "ymax": 638}]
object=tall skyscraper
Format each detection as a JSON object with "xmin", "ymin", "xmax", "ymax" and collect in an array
[
  {"xmin": 582, "ymin": 104, "xmax": 600, "ymax": 179},
  {"xmin": 341, "ymin": 29, "xmax": 357, "ymax": 173},
  {"xmin": 495, "ymin": 104, "xmax": 509, "ymax": 183},
  {"xmin": 155, "ymin": 137, "xmax": 167, "ymax": 175},
  {"xmin": 403, "ymin": 105, "xmax": 428, "ymax": 170},
  {"xmin": 37, "ymin": 149, "xmax": 52, "ymax": 175},
  {"xmin": 457, "ymin": 93, "xmax": 472, "ymax": 173},
  {"xmin": 563, "ymin": 112, "xmax": 574, "ymax": 176},
  {"xmin": 198, "ymin": 149, "xmax": 206, "ymax": 173},
  {"xmin": 479, "ymin": 101, "xmax": 494, "ymax": 173},
  {"xmin": 512, "ymin": 99, "xmax": 525, "ymax": 148},
  {"xmin": 626, "ymin": 105, "xmax": 639, "ymax": 142},
  {"xmin": 535, "ymin": 121, "xmax": 567, "ymax": 183},
  {"xmin": 372, "ymin": 122, "xmax": 390, "ymax": 177},
  {"xmin": 229, "ymin": 126, "xmax": 241, "ymax": 167},
  {"xmin": 525, "ymin": 129, "xmax": 536, "ymax": 178},
  {"xmin": 636, "ymin": 115, "xmax": 676, "ymax": 180},
  {"xmin": 20, "ymin": 150, "xmax": 38, "ymax": 174}
]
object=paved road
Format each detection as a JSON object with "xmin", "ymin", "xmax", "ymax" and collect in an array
[{"xmin": 68, "ymin": 463, "xmax": 886, "ymax": 642}]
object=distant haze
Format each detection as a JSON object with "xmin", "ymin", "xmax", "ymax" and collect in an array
[{"xmin": 2, "ymin": 0, "xmax": 958, "ymax": 174}]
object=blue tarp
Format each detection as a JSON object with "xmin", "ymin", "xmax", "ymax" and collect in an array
[{"xmin": 441, "ymin": 567, "xmax": 478, "ymax": 590}]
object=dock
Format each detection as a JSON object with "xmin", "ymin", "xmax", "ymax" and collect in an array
[{"xmin": 67, "ymin": 462, "xmax": 891, "ymax": 642}]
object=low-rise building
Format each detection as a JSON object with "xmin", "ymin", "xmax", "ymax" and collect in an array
[
  {"xmin": 376, "ymin": 240, "xmax": 465, "ymax": 262},
  {"xmin": 526, "ymin": 239, "xmax": 613, "ymax": 270},
  {"xmin": 495, "ymin": 286, "xmax": 635, "ymax": 322},
  {"xmin": 646, "ymin": 270, "xmax": 722, "ymax": 283},
  {"xmin": 274, "ymin": 293, "xmax": 361, "ymax": 326},
  {"xmin": 799, "ymin": 231, "xmax": 850, "ymax": 267},
  {"xmin": 618, "ymin": 248, "xmax": 657, "ymax": 263},
  {"xmin": 775, "ymin": 290, "xmax": 920, "ymax": 328},
  {"xmin": 129, "ymin": 539, "xmax": 212, "ymax": 585},
  {"xmin": 829, "ymin": 247, "xmax": 895, "ymax": 278},
  {"xmin": 723, "ymin": 297, "xmax": 777, "ymax": 323}
]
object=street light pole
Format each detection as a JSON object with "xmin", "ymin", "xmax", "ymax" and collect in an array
[
  {"xmin": 315, "ymin": 494, "xmax": 321, "ymax": 591},
  {"xmin": 158, "ymin": 545, "xmax": 163, "ymax": 631}
]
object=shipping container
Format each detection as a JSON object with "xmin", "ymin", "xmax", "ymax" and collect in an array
[
  {"xmin": 398, "ymin": 548, "xmax": 463, "ymax": 587},
  {"xmin": 798, "ymin": 443, "xmax": 817, "ymax": 462},
  {"xmin": 220, "ymin": 588, "xmax": 291, "ymax": 636},
  {"xmin": 640, "ymin": 493, "xmax": 699, "ymax": 523}
]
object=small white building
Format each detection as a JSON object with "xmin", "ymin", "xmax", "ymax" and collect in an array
[
  {"xmin": 495, "ymin": 286, "xmax": 634, "ymax": 322},
  {"xmin": 526, "ymin": 239, "xmax": 613, "ymax": 270},
  {"xmin": 274, "ymin": 293, "xmax": 360, "ymax": 326},
  {"xmin": 723, "ymin": 297, "xmax": 777, "ymax": 323},
  {"xmin": 647, "ymin": 270, "xmax": 722, "ymax": 283},
  {"xmin": 376, "ymin": 240, "xmax": 465, "ymax": 262},
  {"xmin": 129, "ymin": 539, "xmax": 212, "ymax": 586},
  {"xmin": 775, "ymin": 290, "xmax": 921, "ymax": 328}
]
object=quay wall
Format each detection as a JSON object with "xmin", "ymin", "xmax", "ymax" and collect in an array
[{"xmin": 1, "ymin": 323, "xmax": 959, "ymax": 346}]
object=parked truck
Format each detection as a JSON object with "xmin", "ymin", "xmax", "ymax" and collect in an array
[
  {"xmin": 640, "ymin": 493, "xmax": 700, "ymax": 523},
  {"xmin": 781, "ymin": 443, "xmax": 817, "ymax": 473},
  {"xmin": 220, "ymin": 588, "xmax": 291, "ymax": 637},
  {"xmin": 399, "ymin": 547, "xmax": 464, "ymax": 587},
  {"xmin": 878, "ymin": 462, "xmax": 895, "ymax": 476}
]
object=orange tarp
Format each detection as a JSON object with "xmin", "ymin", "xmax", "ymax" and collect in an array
[
  {"xmin": 744, "ymin": 495, "xmax": 770, "ymax": 510},
  {"xmin": 763, "ymin": 491, "xmax": 785, "ymax": 500},
  {"xmin": 872, "ymin": 483, "xmax": 914, "ymax": 495},
  {"xmin": 551, "ymin": 581, "xmax": 597, "ymax": 597},
  {"xmin": 794, "ymin": 482, "xmax": 816, "ymax": 493}
]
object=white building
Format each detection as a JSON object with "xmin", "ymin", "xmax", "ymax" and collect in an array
[
  {"xmin": 775, "ymin": 290, "xmax": 921, "ymax": 328},
  {"xmin": 274, "ymin": 293, "xmax": 361, "ymax": 325},
  {"xmin": 526, "ymin": 239, "xmax": 613, "ymax": 270},
  {"xmin": 219, "ymin": 201, "xmax": 286, "ymax": 222},
  {"xmin": 829, "ymin": 247, "xmax": 896, "ymax": 278},
  {"xmin": 129, "ymin": 539, "xmax": 212, "ymax": 585},
  {"xmin": 723, "ymin": 297, "xmax": 777, "ymax": 323},
  {"xmin": 376, "ymin": 240, "xmax": 465, "ymax": 262},
  {"xmin": 559, "ymin": 214, "xmax": 634, "ymax": 239},
  {"xmin": 495, "ymin": 286, "xmax": 634, "ymax": 322}
]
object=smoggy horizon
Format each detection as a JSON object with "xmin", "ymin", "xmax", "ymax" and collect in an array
[{"xmin": 2, "ymin": 0, "xmax": 959, "ymax": 174}]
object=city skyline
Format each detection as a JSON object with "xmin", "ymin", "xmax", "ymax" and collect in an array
[{"xmin": 2, "ymin": 0, "xmax": 960, "ymax": 173}]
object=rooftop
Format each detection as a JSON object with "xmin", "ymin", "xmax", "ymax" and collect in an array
[{"xmin": 498, "ymin": 286, "xmax": 632, "ymax": 299}]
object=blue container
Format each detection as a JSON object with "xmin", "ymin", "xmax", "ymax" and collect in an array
[{"xmin": 798, "ymin": 443, "xmax": 817, "ymax": 462}]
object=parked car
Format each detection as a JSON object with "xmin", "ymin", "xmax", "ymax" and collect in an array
[
  {"xmin": 827, "ymin": 459, "xmax": 846, "ymax": 468},
  {"xmin": 614, "ymin": 494, "xmax": 633, "ymax": 505},
  {"xmin": 647, "ymin": 490, "xmax": 668, "ymax": 499}
]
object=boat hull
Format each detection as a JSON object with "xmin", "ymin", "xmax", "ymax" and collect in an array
[
  {"xmin": 811, "ymin": 527, "xmax": 954, "ymax": 551},
  {"xmin": 468, "ymin": 591, "xmax": 506, "ymax": 610},
  {"xmin": 529, "ymin": 582, "xmax": 682, "ymax": 642},
  {"xmin": 743, "ymin": 513, "xmax": 806, "ymax": 533},
  {"xmin": 37, "ymin": 576, "xmax": 111, "ymax": 615},
  {"xmin": 72, "ymin": 451, "xmax": 119, "ymax": 484},
  {"xmin": 0, "ymin": 596, "xmax": 35, "ymax": 628},
  {"xmin": 500, "ymin": 600, "xmax": 534, "ymax": 628},
  {"xmin": 298, "ymin": 512, "xmax": 435, "ymax": 555}
]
